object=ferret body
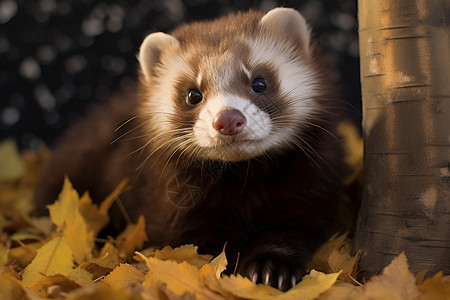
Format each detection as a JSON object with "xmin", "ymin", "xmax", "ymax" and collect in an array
[{"xmin": 36, "ymin": 8, "xmax": 348, "ymax": 290}]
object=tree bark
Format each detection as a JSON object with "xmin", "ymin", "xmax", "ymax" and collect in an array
[{"xmin": 354, "ymin": 0, "xmax": 450, "ymax": 277}]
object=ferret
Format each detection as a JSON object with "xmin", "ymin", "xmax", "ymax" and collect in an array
[{"xmin": 35, "ymin": 8, "xmax": 349, "ymax": 291}]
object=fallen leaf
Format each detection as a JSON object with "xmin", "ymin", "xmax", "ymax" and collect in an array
[
  {"xmin": 78, "ymin": 261, "xmax": 113, "ymax": 280},
  {"xmin": 89, "ymin": 242, "xmax": 120, "ymax": 269},
  {"xmin": 417, "ymin": 272, "xmax": 450, "ymax": 300},
  {"xmin": 78, "ymin": 179, "xmax": 128, "ymax": 236},
  {"xmin": 9, "ymin": 231, "xmax": 43, "ymax": 242},
  {"xmin": 103, "ymin": 263, "xmax": 145, "ymax": 288},
  {"xmin": 65, "ymin": 284, "xmax": 145, "ymax": 300},
  {"xmin": 364, "ymin": 252, "xmax": 421, "ymax": 300},
  {"xmin": 21, "ymin": 235, "xmax": 74, "ymax": 286},
  {"xmin": 308, "ymin": 233, "xmax": 347, "ymax": 273},
  {"xmin": 328, "ymin": 246, "xmax": 359, "ymax": 283},
  {"xmin": 47, "ymin": 176, "xmax": 94, "ymax": 263},
  {"xmin": 67, "ymin": 267, "xmax": 93, "ymax": 285},
  {"xmin": 282, "ymin": 270, "xmax": 341, "ymax": 300},
  {"xmin": 318, "ymin": 282, "xmax": 364, "ymax": 300},
  {"xmin": 8, "ymin": 240, "xmax": 42, "ymax": 268},
  {"xmin": 337, "ymin": 121, "xmax": 363, "ymax": 186},
  {"xmin": 0, "ymin": 242, "xmax": 9, "ymax": 265},
  {"xmin": 26, "ymin": 274, "xmax": 81, "ymax": 295},
  {"xmin": 154, "ymin": 244, "xmax": 213, "ymax": 268},
  {"xmin": 117, "ymin": 215, "xmax": 148, "ymax": 260},
  {"xmin": 219, "ymin": 274, "xmax": 282, "ymax": 299},
  {"xmin": 307, "ymin": 233, "xmax": 360, "ymax": 285},
  {"xmin": 0, "ymin": 139, "xmax": 25, "ymax": 181},
  {"xmin": 78, "ymin": 192, "xmax": 110, "ymax": 236},
  {"xmin": 140, "ymin": 254, "xmax": 224, "ymax": 300},
  {"xmin": 0, "ymin": 271, "xmax": 29, "ymax": 300},
  {"xmin": 208, "ymin": 244, "xmax": 227, "ymax": 279}
]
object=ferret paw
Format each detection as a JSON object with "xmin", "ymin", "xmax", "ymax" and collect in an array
[{"xmin": 239, "ymin": 259, "xmax": 305, "ymax": 291}]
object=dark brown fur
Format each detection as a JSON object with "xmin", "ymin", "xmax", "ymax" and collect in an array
[{"xmin": 36, "ymin": 10, "xmax": 348, "ymax": 291}]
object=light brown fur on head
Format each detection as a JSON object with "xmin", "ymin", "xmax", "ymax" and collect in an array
[{"xmin": 137, "ymin": 8, "xmax": 335, "ymax": 163}]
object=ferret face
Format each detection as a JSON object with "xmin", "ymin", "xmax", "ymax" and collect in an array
[{"xmin": 139, "ymin": 8, "xmax": 325, "ymax": 162}]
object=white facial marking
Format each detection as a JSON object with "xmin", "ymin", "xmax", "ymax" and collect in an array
[
  {"xmin": 242, "ymin": 64, "xmax": 251, "ymax": 79},
  {"xmin": 196, "ymin": 72, "xmax": 202, "ymax": 87},
  {"xmin": 246, "ymin": 37, "xmax": 319, "ymax": 121},
  {"xmin": 144, "ymin": 53, "xmax": 193, "ymax": 136}
]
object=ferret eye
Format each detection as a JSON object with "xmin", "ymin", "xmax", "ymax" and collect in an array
[
  {"xmin": 187, "ymin": 90, "xmax": 203, "ymax": 105},
  {"xmin": 251, "ymin": 78, "xmax": 267, "ymax": 94}
]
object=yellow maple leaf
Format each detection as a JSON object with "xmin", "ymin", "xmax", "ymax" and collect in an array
[
  {"xmin": 47, "ymin": 176, "xmax": 94, "ymax": 263},
  {"xmin": 0, "ymin": 271, "xmax": 28, "ymax": 300},
  {"xmin": 8, "ymin": 240, "xmax": 43, "ymax": 268},
  {"xmin": 21, "ymin": 235, "xmax": 74, "ymax": 286},
  {"xmin": 318, "ymin": 282, "xmax": 364, "ymax": 300},
  {"xmin": 219, "ymin": 274, "xmax": 282, "ymax": 299},
  {"xmin": 117, "ymin": 215, "xmax": 149, "ymax": 260},
  {"xmin": 308, "ymin": 233, "xmax": 359, "ymax": 284},
  {"xmin": 65, "ymin": 284, "xmax": 145, "ymax": 300},
  {"xmin": 154, "ymin": 244, "xmax": 213, "ymax": 268},
  {"xmin": 26, "ymin": 273, "xmax": 81, "ymax": 296},
  {"xmin": 139, "ymin": 254, "xmax": 224, "ymax": 300},
  {"xmin": 78, "ymin": 262, "xmax": 113, "ymax": 281},
  {"xmin": 282, "ymin": 270, "xmax": 341, "ymax": 300},
  {"xmin": 208, "ymin": 244, "xmax": 228, "ymax": 279},
  {"xmin": 417, "ymin": 272, "xmax": 450, "ymax": 300},
  {"xmin": 103, "ymin": 263, "xmax": 145, "ymax": 288},
  {"xmin": 363, "ymin": 253, "xmax": 421, "ymax": 300},
  {"xmin": 0, "ymin": 139, "xmax": 25, "ymax": 182},
  {"xmin": 0, "ymin": 242, "xmax": 9, "ymax": 265},
  {"xmin": 78, "ymin": 178, "xmax": 128, "ymax": 236},
  {"xmin": 89, "ymin": 242, "xmax": 120, "ymax": 269}
]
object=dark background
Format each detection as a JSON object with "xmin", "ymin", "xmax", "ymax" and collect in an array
[{"xmin": 0, "ymin": 0, "xmax": 360, "ymax": 149}]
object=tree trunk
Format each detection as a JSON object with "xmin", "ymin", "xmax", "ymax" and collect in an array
[{"xmin": 354, "ymin": 0, "xmax": 450, "ymax": 277}]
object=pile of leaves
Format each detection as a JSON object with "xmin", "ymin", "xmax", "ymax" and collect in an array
[{"xmin": 0, "ymin": 137, "xmax": 449, "ymax": 300}]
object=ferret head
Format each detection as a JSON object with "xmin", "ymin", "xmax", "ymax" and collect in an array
[{"xmin": 138, "ymin": 8, "xmax": 332, "ymax": 162}]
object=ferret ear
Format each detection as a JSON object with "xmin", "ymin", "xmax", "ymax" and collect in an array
[
  {"xmin": 260, "ymin": 8, "xmax": 311, "ymax": 55},
  {"xmin": 139, "ymin": 32, "xmax": 179, "ymax": 82}
]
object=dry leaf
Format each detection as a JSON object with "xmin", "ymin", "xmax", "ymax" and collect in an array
[
  {"xmin": 117, "ymin": 215, "xmax": 149, "ymax": 260},
  {"xmin": 78, "ymin": 261, "xmax": 113, "ymax": 280},
  {"xmin": 103, "ymin": 263, "xmax": 145, "ymax": 288},
  {"xmin": 337, "ymin": 121, "xmax": 364, "ymax": 186},
  {"xmin": 0, "ymin": 271, "xmax": 29, "ymax": 300},
  {"xmin": 0, "ymin": 242, "xmax": 9, "ymax": 265},
  {"xmin": 282, "ymin": 270, "xmax": 341, "ymax": 300},
  {"xmin": 21, "ymin": 235, "xmax": 74, "ymax": 286},
  {"xmin": 318, "ymin": 281, "xmax": 364, "ymax": 300},
  {"xmin": 154, "ymin": 244, "xmax": 213, "ymax": 268},
  {"xmin": 364, "ymin": 253, "xmax": 421, "ymax": 300},
  {"xmin": 65, "ymin": 284, "xmax": 145, "ymax": 300},
  {"xmin": 8, "ymin": 240, "xmax": 43, "ymax": 268},
  {"xmin": 417, "ymin": 272, "xmax": 450, "ymax": 300},
  {"xmin": 219, "ymin": 274, "xmax": 282, "ymax": 299},
  {"xmin": 328, "ymin": 245, "xmax": 359, "ymax": 283},
  {"xmin": 208, "ymin": 245, "xmax": 227, "ymax": 279},
  {"xmin": 140, "ymin": 255, "xmax": 224, "ymax": 300},
  {"xmin": 26, "ymin": 273, "xmax": 81, "ymax": 295},
  {"xmin": 78, "ymin": 179, "xmax": 128, "ymax": 236},
  {"xmin": 68, "ymin": 267, "xmax": 93, "ymax": 285},
  {"xmin": 0, "ymin": 139, "xmax": 26, "ymax": 181},
  {"xmin": 78, "ymin": 192, "xmax": 110, "ymax": 236},
  {"xmin": 308, "ymin": 233, "xmax": 359, "ymax": 284},
  {"xmin": 308, "ymin": 233, "xmax": 347, "ymax": 272},
  {"xmin": 90, "ymin": 242, "xmax": 120, "ymax": 269},
  {"xmin": 47, "ymin": 177, "xmax": 94, "ymax": 263}
]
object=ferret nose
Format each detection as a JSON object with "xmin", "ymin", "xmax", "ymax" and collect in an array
[{"xmin": 213, "ymin": 109, "xmax": 247, "ymax": 135}]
